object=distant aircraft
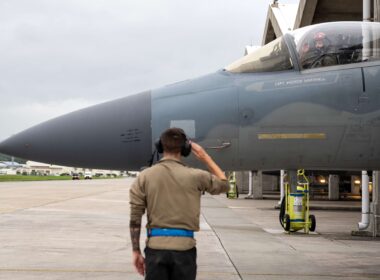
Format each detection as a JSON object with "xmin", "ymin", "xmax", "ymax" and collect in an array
[{"xmin": 1, "ymin": 22, "xmax": 380, "ymax": 171}]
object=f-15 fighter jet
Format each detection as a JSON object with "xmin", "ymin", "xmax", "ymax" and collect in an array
[{"xmin": 1, "ymin": 22, "xmax": 380, "ymax": 171}]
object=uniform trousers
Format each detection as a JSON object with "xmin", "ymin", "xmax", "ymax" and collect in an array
[{"xmin": 144, "ymin": 247, "xmax": 197, "ymax": 280}]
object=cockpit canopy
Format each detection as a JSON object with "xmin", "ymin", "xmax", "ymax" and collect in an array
[
  {"xmin": 225, "ymin": 36, "xmax": 293, "ymax": 73},
  {"xmin": 225, "ymin": 22, "xmax": 380, "ymax": 73}
]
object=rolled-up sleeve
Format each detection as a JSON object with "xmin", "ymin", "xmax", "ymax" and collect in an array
[
  {"xmin": 129, "ymin": 174, "xmax": 146, "ymax": 224},
  {"xmin": 197, "ymin": 170, "xmax": 229, "ymax": 195}
]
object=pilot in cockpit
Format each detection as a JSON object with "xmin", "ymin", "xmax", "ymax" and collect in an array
[{"xmin": 300, "ymin": 31, "xmax": 337, "ymax": 69}]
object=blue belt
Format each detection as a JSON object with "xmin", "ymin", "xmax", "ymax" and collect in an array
[{"xmin": 148, "ymin": 228, "xmax": 194, "ymax": 238}]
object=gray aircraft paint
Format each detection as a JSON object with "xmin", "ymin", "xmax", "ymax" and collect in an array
[
  {"xmin": 0, "ymin": 91, "xmax": 152, "ymax": 170},
  {"xmin": 1, "ymin": 22, "xmax": 380, "ymax": 171},
  {"xmin": 151, "ymin": 71, "xmax": 238, "ymax": 169}
]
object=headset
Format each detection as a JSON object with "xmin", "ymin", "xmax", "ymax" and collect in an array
[{"xmin": 155, "ymin": 130, "xmax": 192, "ymax": 157}]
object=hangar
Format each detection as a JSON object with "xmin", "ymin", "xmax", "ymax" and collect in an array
[{"xmin": 236, "ymin": 0, "xmax": 380, "ymax": 237}]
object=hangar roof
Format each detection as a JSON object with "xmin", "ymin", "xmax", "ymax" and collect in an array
[
  {"xmin": 262, "ymin": 0, "xmax": 364, "ymax": 45},
  {"xmin": 262, "ymin": 2, "xmax": 298, "ymax": 45}
]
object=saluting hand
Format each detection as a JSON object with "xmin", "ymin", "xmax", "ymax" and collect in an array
[
  {"xmin": 191, "ymin": 141, "xmax": 227, "ymax": 180},
  {"xmin": 190, "ymin": 141, "xmax": 209, "ymax": 162}
]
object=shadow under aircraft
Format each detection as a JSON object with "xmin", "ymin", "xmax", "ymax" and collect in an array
[{"xmin": 1, "ymin": 21, "xmax": 380, "ymax": 171}]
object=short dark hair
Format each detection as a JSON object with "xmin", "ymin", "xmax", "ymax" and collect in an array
[{"xmin": 160, "ymin": 128, "xmax": 187, "ymax": 154}]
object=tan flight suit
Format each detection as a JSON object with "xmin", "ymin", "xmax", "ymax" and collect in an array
[{"xmin": 129, "ymin": 158, "xmax": 229, "ymax": 251}]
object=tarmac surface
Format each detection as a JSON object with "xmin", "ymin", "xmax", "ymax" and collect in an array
[{"xmin": 0, "ymin": 178, "xmax": 379, "ymax": 280}]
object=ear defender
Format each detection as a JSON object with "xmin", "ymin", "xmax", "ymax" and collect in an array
[
  {"xmin": 155, "ymin": 131, "xmax": 192, "ymax": 157},
  {"xmin": 181, "ymin": 138, "xmax": 192, "ymax": 157},
  {"xmin": 155, "ymin": 138, "xmax": 164, "ymax": 154}
]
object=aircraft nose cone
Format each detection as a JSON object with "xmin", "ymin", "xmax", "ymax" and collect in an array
[
  {"xmin": 0, "ymin": 137, "xmax": 21, "ymax": 157},
  {"xmin": 0, "ymin": 91, "xmax": 152, "ymax": 170},
  {"xmin": 0, "ymin": 136, "xmax": 26, "ymax": 156}
]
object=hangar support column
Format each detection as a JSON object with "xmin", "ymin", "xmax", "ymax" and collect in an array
[
  {"xmin": 375, "ymin": 0, "xmax": 380, "ymax": 22},
  {"xmin": 371, "ymin": 171, "xmax": 380, "ymax": 236},
  {"xmin": 251, "ymin": 171, "xmax": 263, "ymax": 199},
  {"xmin": 351, "ymin": 176, "xmax": 360, "ymax": 195},
  {"xmin": 235, "ymin": 171, "xmax": 248, "ymax": 195},
  {"xmin": 328, "ymin": 175, "xmax": 340, "ymax": 200},
  {"xmin": 239, "ymin": 171, "xmax": 263, "ymax": 199}
]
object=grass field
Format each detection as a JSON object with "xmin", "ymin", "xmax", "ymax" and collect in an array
[
  {"xmin": 0, "ymin": 175, "xmax": 72, "ymax": 182},
  {"xmin": 0, "ymin": 175, "xmax": 121, "ymax": 182}
]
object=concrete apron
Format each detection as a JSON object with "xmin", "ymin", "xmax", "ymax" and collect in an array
[
  {"xmin": 202, "ymin": 194, "xmax": 380, "ymax": 280},
  {"xmin": 0, "ymin": 179, "xmax": 379, "ymax": 280}
]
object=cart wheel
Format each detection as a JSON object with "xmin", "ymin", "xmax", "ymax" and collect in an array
[
  {"xmin": 309, "ymin": 215, "xmax": 316, "ymax": 232},
  {"xmin": 284, "ymin": 214, "xmax": 291, "ymax": 232}
]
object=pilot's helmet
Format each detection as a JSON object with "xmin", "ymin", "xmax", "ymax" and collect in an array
[{"xmin": 314, "ymin": 32, "xmax": 326, "ymax": 49}]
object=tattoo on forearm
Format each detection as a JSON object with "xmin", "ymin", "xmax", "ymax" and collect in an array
[{"xmin": 130, "ymin": 221, "xmax": 141, "ymax": 251}]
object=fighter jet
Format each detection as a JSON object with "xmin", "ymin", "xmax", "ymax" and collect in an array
[{"xmin": 1, "ymin": 21, "xmax": 380, "ymax": 171}]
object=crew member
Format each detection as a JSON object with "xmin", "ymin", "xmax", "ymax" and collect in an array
[
  {"xmin": 129, "ymin": 128, "xmax": 228, "ymax": 280},
  {"xmin": 300, "ymin": 31, "xmax": 337, "ymax": 69}
]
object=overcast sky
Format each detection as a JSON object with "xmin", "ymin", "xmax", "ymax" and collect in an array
[{"xmin": 0, "ymin": 0, "xmax": 299, "ymax": 141}]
